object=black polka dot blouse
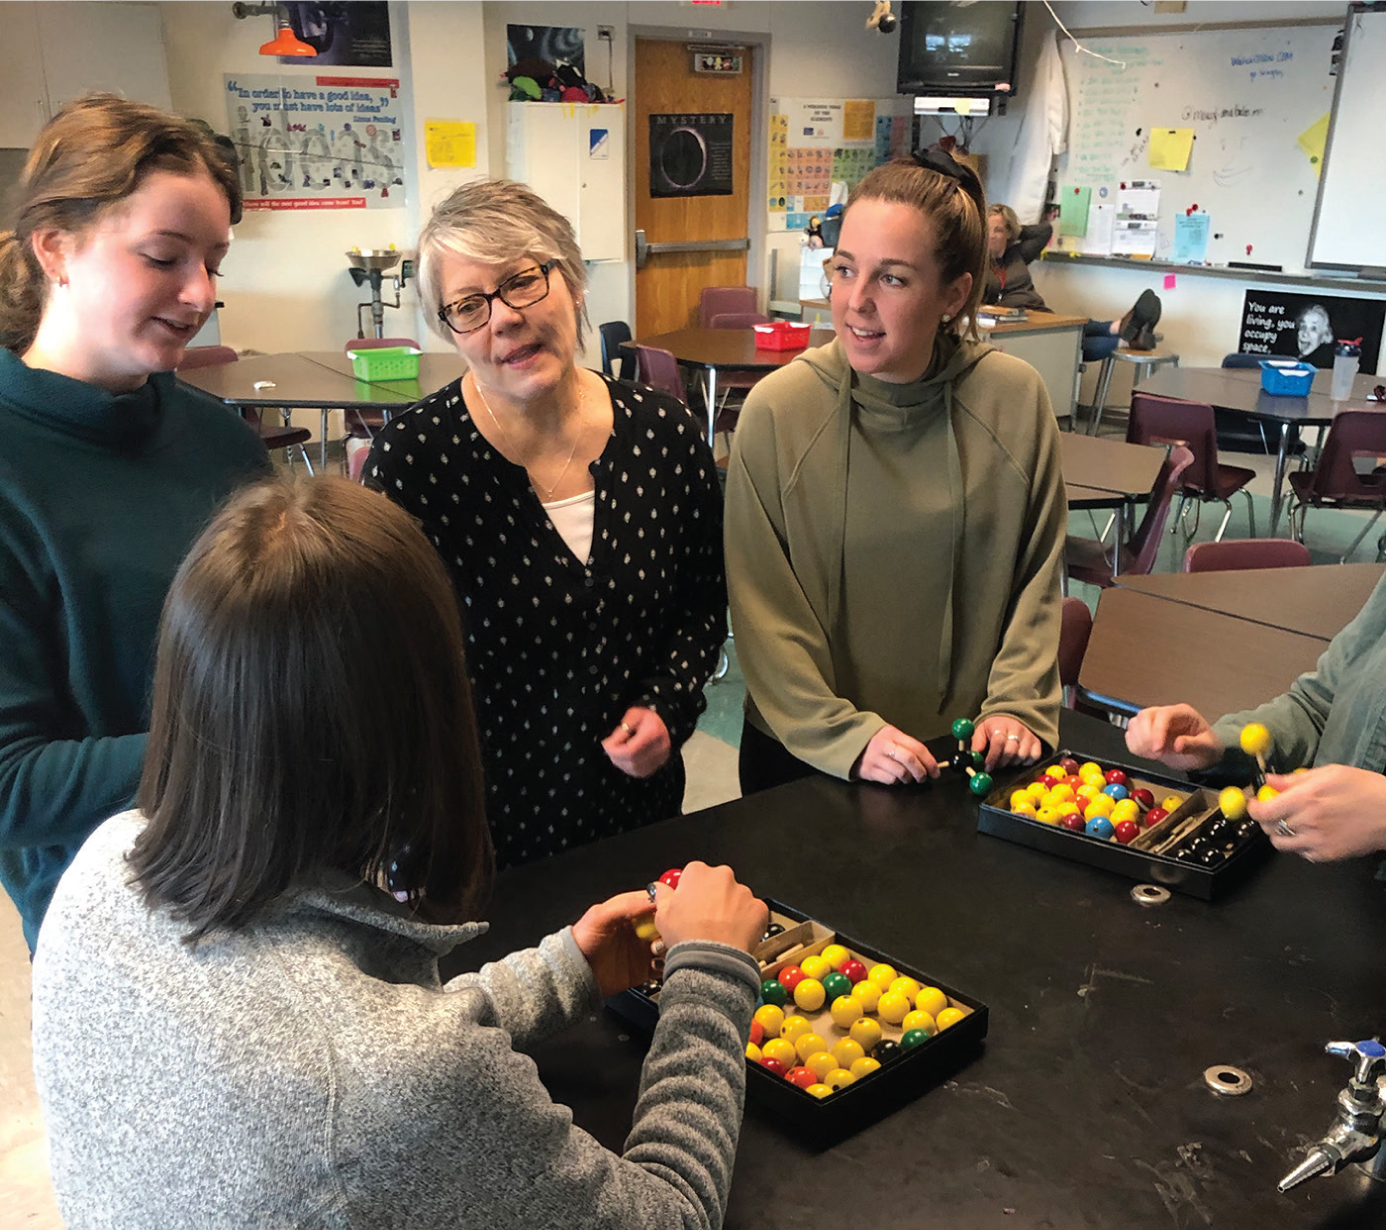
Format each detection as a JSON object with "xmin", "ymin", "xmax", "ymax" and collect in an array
[{"xmin": 367, "ymin": 374, "xmax": 727, "ymax": 868}]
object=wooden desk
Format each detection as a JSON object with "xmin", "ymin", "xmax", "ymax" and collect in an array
[
  {"xmin": 1138, "ymin": 366, "xmax": 1381, "ymax": 534},
  {"xmin": 449, "ymin": 709, "xmax": 1386, "ymax": 1229},
  {"xmin": 179, "ymin": 353, "xmax": 418, "ymax": 468},
  {"xmin": 1115, "ymin": 563, "xmax": 1386, "ymax": 642},
  {"xmin": 1061, "ymin": 433, "xmax": 1165, "ymax": 565},
  {"xmin": 299, "ymin": 350, "xmax": 468, "ymax": 405},
  {"xmin": 1079, "ymin": 585, "xmax": 1327, "ymax": 717},
  {"xmin": 626, "ymin": 327, "xmax": 835, "ymax": 444}
]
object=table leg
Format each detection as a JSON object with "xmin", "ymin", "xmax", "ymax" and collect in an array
[
  {"xmin": 703, "ymin": 366, "xmax": 718, "ymax": 448},
  {"xmin": 1269, "ymin": 422, "xmax": 1290, "ymax": 535},
  {"xmin": 1110, "ymin": 503, "xmax": 1126, "ymax": 577},
  {"xmin": 321, "ymin": 408, "xmax": 330, "ymax": 471}
]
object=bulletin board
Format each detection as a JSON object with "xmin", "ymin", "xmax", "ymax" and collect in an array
[
  {"xmin": 1057, "ymin": 21, "xmax": 1341, "ymax": 274},
  {"xmin": 766, "ymin": 96, "xmax": 914, "ymax": 233}
]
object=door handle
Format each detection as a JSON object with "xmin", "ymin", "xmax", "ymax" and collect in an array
[{"xmin": 634, "ymin": 229, "xmax": 750, "ymax": 270}]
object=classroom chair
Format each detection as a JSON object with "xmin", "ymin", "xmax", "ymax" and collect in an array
[
  {"xmin": 1127, "ymin": 391, "xmax": 1257, "ymax": 542},
  {"xmin": 176, "ymin": 347, "xmax": 314, "ymax": 472},
  {"xmin": 709, "ymin": 312, "xmax": 771, "ymax": 328},
  {"xmin": 698, "ymin": 286, "xmax": 757, "ymax": 328},
  {"xmin": 1064, "ymin": 446, "xmax": 1194, "ymax": 590},
  {"xmin": 632, "ymin": 345, "xmax": 688, "ymax": 404},
  {"xmin": 1182, "ymin": 538, "xmax": 1311, "ymax": 573},
  {"xmin": 1059, "ymin": 597, "xmax": 1093, "ymax": 708},
  {"xmin": 1285, "ymin": 410, "xmax": 1386, "ymax": 562},
  {"xmin": 598, "ymin": 320, "xmax": 635, "ymax": 381}
]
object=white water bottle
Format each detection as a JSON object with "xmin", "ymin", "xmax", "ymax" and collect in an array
[{"xmin": 1331, "ymin": 339, "xmax": 1360, "ymax": 401}]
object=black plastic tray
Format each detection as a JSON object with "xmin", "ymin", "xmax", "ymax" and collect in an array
[
  {"xmin": 976, "ymin": 749, "xmax": 1270, "ymax": 901},
  {"xmin": 608, "ymin": 898, "xmax": 988, "ymax": 1147}
]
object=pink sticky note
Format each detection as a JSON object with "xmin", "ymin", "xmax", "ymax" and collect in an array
[{"xmin": 1163, "ymin": 273, "xmax": 1177, "ymax": 290}]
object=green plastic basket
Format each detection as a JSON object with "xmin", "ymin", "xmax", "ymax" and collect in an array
[{"xmin": 346, "ymin": 346, "xmax": 421, "ymax": 381}]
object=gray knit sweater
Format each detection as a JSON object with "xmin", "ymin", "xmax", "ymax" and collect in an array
[{"xmin": 32, "ymin": 812, "xmax": 760, "ymax": 1229}]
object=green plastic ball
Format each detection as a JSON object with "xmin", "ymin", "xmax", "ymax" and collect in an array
[
  {"xmin": 760, "ymin": 979, "xmax": 788, "ymax": 1007},
  {"xmin": 951, "ymin": 717, "xmax": 975, "ymax": 740},
  {"xmin": 900, "ymin": 1028, "xmax": 931, "ymax": 1051},
  {"xmin": 970, "ymin": 749, "xmax": 985, "ymax": 769},
  {"xmin": 968, "ymin": 772, "xmax": 994, "ymax": 797},
  {"xmin": 821, "ymin": 972, "xmax": 851, "ymax": 1000}
]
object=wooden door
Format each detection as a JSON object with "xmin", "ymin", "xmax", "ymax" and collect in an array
[{"xmin": 634, "ymin": 38, "xmax": 755, "ymax": 337}]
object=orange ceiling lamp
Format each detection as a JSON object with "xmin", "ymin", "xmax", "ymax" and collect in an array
[{"xmin": 231, "ymin": 3, "xmax": 317, "ymax": 58}]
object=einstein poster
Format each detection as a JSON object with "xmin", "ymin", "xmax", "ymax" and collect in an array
[
  {"xmin": 1239, "ymin": 290, "xmax": 1384, "ymax": 374},
  {"xmin": 224, "ymin": 74, "xmax": 406, "ymax": 210}
]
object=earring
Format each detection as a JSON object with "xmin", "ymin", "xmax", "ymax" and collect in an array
[{"xmin": 940, "ymin": 313, "xmax": 953, "ymax": 324}]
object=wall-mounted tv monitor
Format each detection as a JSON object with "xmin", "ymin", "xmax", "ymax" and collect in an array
[{"xmin": 897, "ymin": 1, "xmax": 1024, "ymax": 96}]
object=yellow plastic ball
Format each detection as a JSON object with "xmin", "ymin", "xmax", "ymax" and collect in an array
[
  {"xmin": 830, "ymin": 1038, "xmax": 866, "ymax": 1068},
  {"xmin": 850, "ymin": 1056, "xmax": 882, "ymax": 1079},
  {"xmin": 805, "ymin": 1050, "xmax": 838, "ymax": 1080},
  {"xmin": 1009, "ymin": 790, "xmax": 1032, "ymax": 810},
  {"xmin": 779, "ymin": 1014, "xmax": 812, "ymax": 1043},
  {"xmin": 829, "ymin": 995, "xmax": 862, "ymax": 1029},
  {"xmin": 799, "ymin": 954, "xmax": 831, "ymax": 982},
  {"xmin": 878, "ymin": 990, "xmax": 910, "ymax": 1025},
  {"xmin": 821, "ymin": 943, "xmax": 851, "ymax": 971},
  {"xmin": 889, "ymin": 976, "xmax": 923, "ymax": 1001},
  {"xmin": 1160, "ymin": 794, "xmax": 1184, "ymax": 813},
  {"xmin": 935, "ymin": 1006, "xmax": 967, "ymax": 1031},
  {"xmin": 795, "ymin": 1032, "xmax": 828, "ymax": 1062},
  {"xmin": 1219, "ymin": 787, "xmax": 1248, "ymax": 821},
  {"xmin": 1256, "ymin": 784, "xmax": 1281, "ymax": 803},
  {"xmin": 806, "ymin": 1083, "xmax": 833, "ymax": 1099},
  {"xmin": 1012, "ymin": 802, "xmax": 1039, "ymax": 819},
  {"xmin": 867, "ymin": 963, "xmax": 898, "ymax": 991},
  {"xmin": 745, "ymin": 1042, "xmax": 762, "ymax": 1062},
  {"xmin": 902, "ymin": 1009, "xmax": 936, "ymax": 1035},
  {"xmin": 793, "ymin": 978, "xmax": 826, "ymax": 1012},
  {"xmin": 1110, "ymin": 799, "xmax": 1141, "ymax": 826},
  {"xmin": 1042, "ymin": 764, "xmax": 1066, "ymax": 781},
  {"xmin": 1049, "ymin": 783, "xmax": 1075, "ymax": 803},
  {"xmin": 915, "ymin": 986, "xmax": 949, "ymax": 1018},
  {"xmin": 1036, "ymin": 806, "xmax": 1061, "ymax": 825},
  {"xmin": 1079, "ymin": 761, "xmax": 1105, "ymax": 780},
  {"xmin": 825, "ymin": 1068, "xmax": 857, "ymax": 1091},
  {"xmin": 1239, "ymin": 722, "xmax": 1272, "ymax": 757},
  {"xmin": 761, "ymin": 1037, "xmax": 797, "ymax": 1067},
  {"xmin": 849, "ymin": 1017, "xmax": 883, "ymax": 1051},
  {"xmin": 1085, "ymin": 794, "xmax": 1114, "ymax": 819},
  {"xmin": 851, "ymin": 980, "xmax": 882, "ymax": 1013},
  {"xmin": 752, "ymin": 1005, "xmax": 785, "ymax": 1037},
  {"xmin": 1293, "ymin": 767, "xmax": 1310, "ymax": 775},
  {"xmin": 1025, "ymin": 782, "xmax": 1049, "ymax": 803}
]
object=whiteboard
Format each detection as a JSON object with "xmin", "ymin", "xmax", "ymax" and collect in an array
[
  {"xmin": 1308, "ymin": 6, "xmax": 1386, "ymax": 273},
  {"xmin": 1059, "ymin": 23, "xmax": 1340, "ymax": 274}
]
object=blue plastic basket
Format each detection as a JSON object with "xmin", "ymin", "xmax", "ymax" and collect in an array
[{"xmin": 1259, "ymin": 359, "xmax": 1316, "ymax": 396}]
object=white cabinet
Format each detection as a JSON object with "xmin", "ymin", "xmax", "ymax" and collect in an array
[
  {"xmin": 506, "ymin": 102, "xmax": 626, "ymax": 263},
  {"xmin": 0, "ymin": 3, "xmax": 171, "ymax": 149}
]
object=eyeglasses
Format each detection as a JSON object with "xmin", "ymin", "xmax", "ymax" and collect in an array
[{"xmin": 437, "ymin": 261, "xmax": 554, "ymax": 335}]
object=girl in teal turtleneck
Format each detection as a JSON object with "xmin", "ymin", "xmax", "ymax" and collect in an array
[
  {"xmin": 0, "ymin": 94, "xmax": 268, "ymax": 951},
  {"xmin": 725, "ymin": 151, "xmax": 1066, "ymax": 795}
]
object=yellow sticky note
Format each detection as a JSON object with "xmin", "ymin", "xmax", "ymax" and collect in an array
[
  {"xmin": 425, "ymin": 120, "xmax": 476, "ymax": 170},
  {"xmin": 954, "ymin": 98, "xmax": 974, "ymax": 116},
  {"xmin": 843, "ymin": 100, "xmax": 875, "ymax": 142},
  {"xmin": 1148, "ymin": 127, "xmax": 1195, "ymax": 172},
  {"xmin": 1297, "ymin": 113, "xmax": 1330, "ymax": 178}
]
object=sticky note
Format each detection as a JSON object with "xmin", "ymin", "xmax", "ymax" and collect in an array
[
  {"xmin": 1149, "ymin": 128, "xmax": 1195, "ymax": 172},
  {"xmin": 425, "ymin": 120, "xmax": 476, "ymax": 169},
  {"xmin": 1059, "ymin": 186, "xmax": 1092, "ymax": 238},
  {"xmin": 1297, "ymin": 113, "xmax": 1330, "ymax": 178},
  {"xmin": 1163, "ymin": 273, "xmax": 1177, "ymax": 290}
]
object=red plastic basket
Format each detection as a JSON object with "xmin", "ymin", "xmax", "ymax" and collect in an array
[{"xmin": 752, "ymin": 321, "xmax": 814, "ymax": 351}]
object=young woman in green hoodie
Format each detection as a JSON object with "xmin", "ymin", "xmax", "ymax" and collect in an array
[{"xmin": 725, "ymin": 150, "xmax": 1067, "ymax": 795}]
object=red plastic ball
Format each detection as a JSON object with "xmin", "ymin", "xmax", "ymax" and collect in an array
[
  {"xmin": 786, "ymin": 1066, "xmax": 817, "ymax": 1089},
  {"xmin": 1059, "ymin": 757, "xmax": 1080, "ymax": 775},
  {"xmin": 1104, "ymin": 769, "xmax": 1129, "ymax": 787},
  {"xmin": 1114, "ymin": 820, "xmax": 1140, "ymax": 844},
  {"xmin": 1059, "ymin": 814, "xmax": 1086, "ymax": 832},
  {"xmin": 1063, "ymin": 775, "xmax": 1085, "ymax": 791},
  {"xmin": 1143, "ymin": 807, "xmax": 1169, "ymax": 828},
  {"xmin": 1130, "ymin": 788, "xmax": 1155, "ymax": 809},
  {"xmin": 1073, "ymin": 796, "xmax": 1091, "ymax": 815},
  {"xmin": 659, "ymin": 867, "xmax": 683, "ymax": 889},
  {"xmin": 749, "ymin": 1020, "xmax": 764, "ymax": 1047},
  {"xmin": 841, "ymin": 959, "xmax": 869, "ymax": 984},
  {"xmin": 1040, "ymin": 774, "xmax": 1059, "ymax": 788},
  {"xmin": 778, "ymin": 965, "xmax": 806, "ymax": 993},
  {"xmin": 760, "ymin": 1057, "xmax": 788, "ymax": 1077}
]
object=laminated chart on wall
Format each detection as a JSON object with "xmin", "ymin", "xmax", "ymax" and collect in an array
[
  {"xmin": 1059, "ymin": 186, "xmax": 1092, "ymax": 237},
  {"xmin": 768, "ymin": 113, "xmax": 789, "ymax": 220},
  {"xmin": 1173, "ymin": 211, "xmax": 1211, "ymax": 263},
  {"xmin": 225, "ymin": 74, "xmax": 407, "ymax": 209}
]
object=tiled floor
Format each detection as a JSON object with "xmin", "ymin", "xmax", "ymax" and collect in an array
[{"xmin": 1, "ymin": 428, "xmax": 1380, "ymax": 1227}]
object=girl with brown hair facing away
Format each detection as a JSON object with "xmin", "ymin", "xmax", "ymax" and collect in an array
[
  {"xmin": 32, "ymin": 477, "xmax": 768, "ymax": 1230},
  {"xmin": 0, "ymin": 93, "xmax": 268, "ymax": 951}
]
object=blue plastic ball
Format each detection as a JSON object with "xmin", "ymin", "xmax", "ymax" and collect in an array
[
  {"xmin": 1102, "ymin": 783, "xmax": 1130, "ymax": 801},
  {"xmin": 1086, "ymin": 816, "xmax": 1116, "ymax": 840}
]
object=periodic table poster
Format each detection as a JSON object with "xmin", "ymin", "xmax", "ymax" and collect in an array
[{"xmin": 768, "ymin": 96, "xmax": 913, "ymax": 233}]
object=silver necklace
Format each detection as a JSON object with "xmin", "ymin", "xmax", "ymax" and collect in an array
[{"xmin": 471, "ymin": 376, "xmax": 586, "ymax": 501}]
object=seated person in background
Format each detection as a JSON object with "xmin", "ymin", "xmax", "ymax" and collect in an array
[
  {"xmin": 985, "ymin": 204, "xmax": 1164, "ymax": 353},
  {"xmin": 33, "ymin": 476, "xmax": 768, "ymax": 1230},
  {"xmin": 1295, "ymin": 303, "xmax": 1336, "ymax": 367},
  {"xmin": 725, "ymin": 151, "xmax": 1067, "ymax": 796},
  {"xmin": 1124, "ymin": 574, "xmax": 1386, "ymax": 863}
]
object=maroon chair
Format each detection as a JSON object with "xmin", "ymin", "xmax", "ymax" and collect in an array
[
  {"xmin": 709, "ymin": 312, "xmax": 771, "ymax": 329},
  {"xmin": 342, "ymin": 337, "xmax": 421, "ymax": 441},
  {"xmin": 175, "ymin": 347, "xmax": 314, "ymax": 471},
  {"xmin": 1181, "ymin": 538, "xmax": 1312, "ymax": 573},
  {"xmin": 698, "ymin": 286, "xmax": 757, "ymax": 328},
  {"xmin": 632, "ymin": 345, "xmax": 688, "ymax": 405},
  {"xmin": 1127, "ymin": 391, "xmax": 1256, "ymax": 542},
  {"xmin": 1059, "ymin": 597, "xmax": 1093, "ymax": 708},
  {"xmin": 1065, "ymin": 445, "xmax": 1195, "ymax": 588},
  {"xmin": 1286, "ymin": 409, "xmax": 1386, "ymax": 561}
]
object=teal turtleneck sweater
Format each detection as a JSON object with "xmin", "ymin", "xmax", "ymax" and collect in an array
[{"xmin": 0, "ymin": 349, "xmax": 269, "ymax": 950}]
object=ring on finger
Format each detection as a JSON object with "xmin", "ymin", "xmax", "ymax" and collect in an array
[
  {"xmin": 1276, "ymin": 819, "xmax": 1295, "ymax": 838},
  {"xmin": 651, "ymin": 939, "xmax": 667, "ymax": 957},
  {"xmin": 886, "ymin": 745, "xmax": 899, "ymax": 762}
]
